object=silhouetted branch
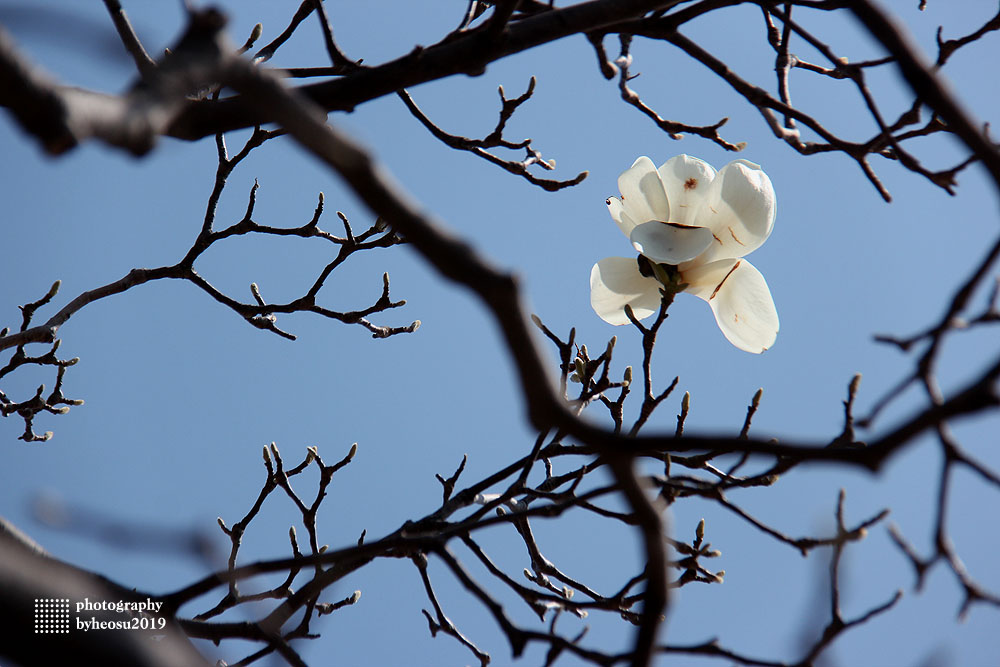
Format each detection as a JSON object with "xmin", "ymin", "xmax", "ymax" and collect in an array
[{"xmin": 398, "ymin": 82, "xmax": 588, "ymax": 191}]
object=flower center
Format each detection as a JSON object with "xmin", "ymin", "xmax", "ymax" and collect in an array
[
  {"xmin": 638, "ymin": 255, "xmax": 687, "ymax": 293},
  {"xmin": 636, "ymin": 254, "xmax": 655, "ymax": 278}
]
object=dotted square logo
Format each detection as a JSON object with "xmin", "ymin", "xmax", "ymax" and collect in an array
[{"xmin": 34, "ymin": 598, "xmax": 70, "ymax": 634}]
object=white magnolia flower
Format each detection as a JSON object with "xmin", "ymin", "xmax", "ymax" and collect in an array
[{"xmin": 590, "ymin": 155, "xmax": 779, "ymax": 353}]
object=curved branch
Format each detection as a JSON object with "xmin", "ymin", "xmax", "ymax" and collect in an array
[{"xmin": 165, "ymin": 0, "xmax": 682, "ymax": 141}]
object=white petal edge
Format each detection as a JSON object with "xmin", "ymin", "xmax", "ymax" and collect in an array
[
  {"xmin": 630, "ymin": 221, "xmax": 714, "ymax": 265},
  {"xmin": 682, "ymin": 259, "xmax": 778, "ymax": 353},
  {"xmin": 617, "ymin": 156, "xmax": 670, "ymax": 226},
  {"xmin": 590, "ymin": 257, "xmax": 662, "ymax": 326},
  {"xmin": 607, "ymin": 196, "xmax": 640, "ymax": 239},
  {"xmin": 694, "ymin": 159, "xmax": 776, "ymax": 263},
  {"xmin": 657, "ymin": 155, "xmax": 717, "ymax": 227}
]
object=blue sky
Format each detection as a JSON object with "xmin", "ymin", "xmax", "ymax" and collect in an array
[{"xmin": 2, "ymin": 1, "xmax": 1000, "ymax": 665}]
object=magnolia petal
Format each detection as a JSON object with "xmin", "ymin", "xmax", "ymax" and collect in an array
[
  {"xmin": 618, "ymin": 156, "xmax": 670, "ymax": 225},
  {"xmin": 630, "ymin": 221, "xmax": 714, "ymax": 265},
  {"xmin": 683, "ymin": 259, "xmax": 778, "ymax": 353},
  {"xmin": 590, "ymin": 257, "xmax": 662, "ymax": 326},
  {"xmin": 682, "ymin": 258, "xmax": 739, "ymax": 300},
  {"xmin": 657, "ymin": 155, "xmax": 717, "ymax": 227},
  {"xmin": 607, "ymin": 196, "xmax": 641, "ymax": 239},
  {"xmin": 694, "ymin": 159, "xmax": 776, "ymax": 263}
]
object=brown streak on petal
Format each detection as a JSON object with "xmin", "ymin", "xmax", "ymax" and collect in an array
[
  {"xmin": 709, "ymin": 261, "xmax": 741, "ymax": 301},
  {"xmin": 729, "ymin": 227, "xmax": 746, "ymax": 246},
  {"xmin": 712, "ymin": 233, "xmax": 722, "ymax": 245}
]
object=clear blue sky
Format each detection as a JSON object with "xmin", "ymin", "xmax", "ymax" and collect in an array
[{"xmin": 2, "ymin": 1, "xmax": 999, "ymax": 665}]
